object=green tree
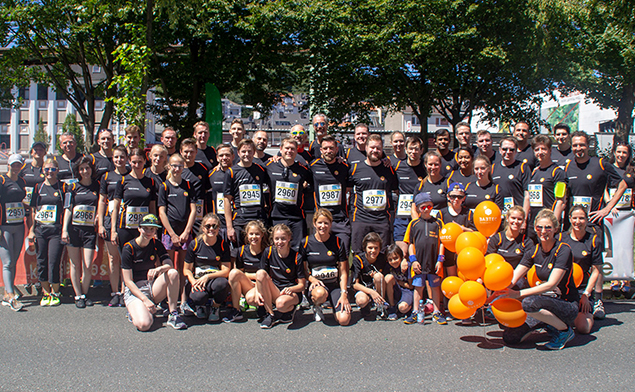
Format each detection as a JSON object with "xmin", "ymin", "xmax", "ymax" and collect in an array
[{"xmin": 33, "ymin": 120, "xmax": 51, "ymax": 147}]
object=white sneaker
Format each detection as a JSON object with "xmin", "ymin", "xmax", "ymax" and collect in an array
[{"xmin": 313, "ymin": 304, "xmax": 324, "ymax": 322}]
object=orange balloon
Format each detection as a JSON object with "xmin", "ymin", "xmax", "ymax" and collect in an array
[
  {"xmin": 458, "ymin": 281, "xmax": 487, "ymax": 309},
  {"xmin": 441, "ymin": 276, "xmax": 465, "ymax": 299},
  {"xmin": 485, "ymin": 253, "xmax": 506, "ymax": 268},
  {"xmin": 527, "ymin": 265, "xmax": 541, "ymax": 287},
  {"xmin": 573, "ymin": 263, "xmax": 583, "ymax": 288},
  {"xmin": 455, "ymin": 232, "xmax": 485, "ymax": 255},
  {"xmin": 458, "ymin": 271, "xmax": 469, "ymax": 281},
  {"xmin": 448, "ymin": 294, "xmax": 476, "ymax": 320},
  {"xmin": 473, "ymin": 201, "xmax": 502, "ymax": 237},
  {"xmin": 483, "ymin": 261, "xmax": 514, "ymax": 291},
  {"xmin": 457, "ymin": 247, "xmax": 486, "ymax": 280},
  {"xmin": 440, "ymin": 222, "xmax": 463, "ymax": 253},
  {"xmin": 491, "ymin": 298, "xmax": 527, "ymax": 328},
  {"xmin": 473, "ymin": 231, "xmax": 488, "ymax": 253}
]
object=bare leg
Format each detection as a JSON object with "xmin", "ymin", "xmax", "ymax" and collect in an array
[
  {"xmin": 81, "ymin": 247, "xmax": 95, "ymax": 295},
  {"xmin": 67, "ymin": 246, "xmax": 83, "ymax": 297}
]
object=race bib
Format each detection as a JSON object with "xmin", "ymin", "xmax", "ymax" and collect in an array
[
  {"xmin": 108, "ymin": 199, "xmax": 116, "ymax": 215},
  {"xmin": 609, "ymin": 188, "xmax": 632, "ymax": 209},
  {"xmin": 362, "ymin": 189, "xmax": 387, "ymax": 210},
  {"xmin": 431, "ymin": 209, "xmax": 439, "ymax": 218},
  {"xmin": 72, "ymin": 205, "xmax": 96, "ymax": 226},
  {"xmin": 275, "ymin": 181, "xmax": 299, "ymax": 204},
  {"xmin": 196, "ymin": 199, "xmax": 204, "ymax": 220},
  {"xmin": 23, "ymin": 187, "xmax": 34, "ymax": 204},
  {"xmin": 572, "ymin": 196, "xmax": 592, "ymax": 214},
  {"xmin": 5, "ymin": 202, "xmax": 25, "ymax": 224},
  {"xmin": 125, "ymin": 206, "xmax": 149, "ymax": 229},
  {"xmin": 195, "ymin": 267, "xmax": 219, "ymax": 279},
  {"xmin": 239, "ymin": 184, "xmax": 261, "ymax": 206},
  {"xmin": 216, "ymin": 193, "xmax": 225, "ymax": 212},
  {"xmin": 318, "ymin": 184, "xmax": 341, "ymax": 207},
  {"xmin": 397, "ymin": 194, "xmax": 413, "ymax": 217},
  {"xmin": 528, "ymin": 184, "xmax": 543, "ymax": 208},
  {"xmin": 35, "ymin": 205, "xmax": 57, "ymax": 225},
  {"xmin": 63, "ymin": 178, "xmax": 78, "ymax": 186},
  {"xmin": 311, "ymin": 266, "xmax": 338, "ymax": 283},
  {"xmin": 502, "ymin": 197, "xmax": 514, "ymax": 214}
]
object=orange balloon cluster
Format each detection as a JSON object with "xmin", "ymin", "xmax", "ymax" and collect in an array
[
  {"xmin": 448, "ymin": 294, "xmax": 475, "ymax": 320},
  {"xmin": 440, "ymin": 222, "xmax": 463, "ymax": 253},
  {"xmin": 491, "ymin": 298, "xmax": 527, "ymax": 328},
  {"xmin": 457, "ymin": 247, "xmax": 486, "ymax": 280},
  {"xmin": 572, "ymin": 263, "xmax": 583, "ymax": 288},
  {"xmin": 441, "ymin": 276, "xmax": 464, "ymax": 298},
  {"xmin": 473, "ymin": 201, "xmax": 502, "ymax": 237},
  {"xmin": 455, "ymin": 232, "xmax": 487, "ymax": 255},
  {"xmin": 483, "ymin": 261, "xmax": 514, "ymax": 291}
]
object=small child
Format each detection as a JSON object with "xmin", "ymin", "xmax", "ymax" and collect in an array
[
  {"xmin": 403, "ymin": 192, "xmax": 447, "ymax": 325},
  {"xmin": 385, "ymin": 244, "xmax": 414, "ymax": 321},
  {"xmin": 437, "ymin": 182, "xmax": 475, "ymax": 277},
  {"xmin": 350, "ymin": 232, "xmax": 389, "ymax": 320}
]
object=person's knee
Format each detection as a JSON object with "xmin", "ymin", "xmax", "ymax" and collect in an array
[
  {"xmin": 312, "ymin": 286, "xmax": 327, "ymax": 303},
  {"xmin": 373, "ymin": 273, "xmax": 384, "ymax": 285},
  {"xmin": 521, "ymin": 296, "xmax": 539, "ymax": 313},
  {"xmin": 398, "ymin": 302, "xmax": 410, "ymax": 314},
  {"xmin": 356, "ymin": 293, "xmax": 370, "ymax": 307},
  {"xmin": 336, "ymin": 312, "xmax": 351, "ymax": 326},
  {"xmin": 385, "ymin": 274, "xmax": 395, "ymax": 286},
  {"xmin": 228, "ymin": 268, "xmax": 241, "ymax": 283},
  {"xmin": 166, "ymin": 268, "xmax": 179, "ymax": 284},
  {"xmin": 132, "ymin": 312, "xmax": 153, "ymax": 331},
  {"xmin": 256, "ymin": 269, "xmax": 269, "ymax": 283},
  {"xmin": 575, "ymin": 313, "xmax": 593, "ymax": 334}
]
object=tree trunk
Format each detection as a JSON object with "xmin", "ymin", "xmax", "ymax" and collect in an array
[{"xmin": 615, "ymin": 83, "xmax": 635, "ymax": 142}]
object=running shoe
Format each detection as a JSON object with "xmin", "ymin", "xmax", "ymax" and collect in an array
[
  {"xmin": 180, "ymin": 300, "xmax": 195, "ymax": 316},
  {"xmin": 222, "ymin": 307, "xmax": 244, "ymax": 323},
  {"xmin": 404, "ymin": 313, "xmax": 416, "ymax": 324},
  {"xmin": 49, "ymin": 293, "xmax": 61, "ymax": 306},
  {"xmin": 167, "ymin": 312, "xmax": 188, "ymax": 330},
  {"xmin": 260, "ymin": 313, "xmax": 275, "ymax": 329},
  {"xmin": 75, "ymin": 297, "xmax": 86, "ymax": 309},
  {"xmin": 593, "ymin": 299, "xmax": 605, "ymax": 320},
  {"xmin": 40, "ymin": 294, "xmax": 51, "ymax": 307},
  {"xmin": 109, "ymin": 293, "xmax": 121, "ymax": 307},
  {"xmin": 83, "ymin": 296, "xmax": 94, "ymax": 307},
  {"xmin": 208, "ymin": 306, "xmax": 220, "ymax": 322},
  {"xmin": 278, "ymin": 309, "xmax": 295, "ymax": 324},
  {"xmin": 313, "ymin": 304, "xmax": 324, "ymax": 322},
  {"xmin": 433, "ymin": 311, "xmax": 447, "ymax": 325},
  {"xmin": 544, "ymin": 326, "xmax": 575, "ymax": 350},
  {"xmin": 256, "ymin": 306, "xmax": 266, "ymax": 323},
  {"xmin": 2, "ymin": 297, "xmax": 24, "ymax": 311},
  {"xmin": 299, "ymin": 294, "xmax": 310, "ymax": 310},
  {"xmin": 387, "ymin": 306, "xmax": 398, "ymax": 321},
  {"xmin": 360, "ymin": 304, "xmax": 375, "ymax": 321},
  {"xmin": 119, "ymin": 294, "xmax": 126, "ymax": 306},
  {"xmin": 195, "ymin": 306, "xmax": 208, "ymax": 319}
]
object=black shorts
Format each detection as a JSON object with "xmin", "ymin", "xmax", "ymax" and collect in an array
[
  {"xmin": 351, "ymin": 219, "xmax": 391, "ymax": 254},
  {"xmin": 308, "ymin": 282, "xmax": 344, "ymax": 311},
  {"xmin": 68, "ymin": 226, "xmax": 97, "ymax": 249},
  {"xmin": 277, "ymin": 286, "xmax": 302, "ymax": 305}
]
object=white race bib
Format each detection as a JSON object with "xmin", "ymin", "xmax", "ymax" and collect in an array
[
  {"xmin": 275, "ymin": 181, "xmax": 299, "ymax": 204},
  {"xmin": 196, "ymin": 199, "xmax": 204, "ymax": 220},
  {"xmin": 239, "ymin": 184, "xmax": 261, "ymax": 206},
  {"xmin": 125, "ymin": 206, "xmax": 149, "ymax": 229},
  {"xmin": 318, "ymin": 184, "xmax": 341, "ymax": 207},
  {"xmin": 311, "ymin": 266, "xmax": 338, "ymax": 283},
  {"xmin": 63, "ymin": 178, "xmax": 78, "ymax": 186},
  {"xmin": 609, "ymin": 188, "xmax": 632, "ymax": 209},
  {"xmin": 362, "ymin": 189, "xmax": 387, "ymax": 210},
  {"xmin": 397, "ymin": 194, "xmax": 413, "ymax": 217},
  {"xmin": 502, "ymin": 197, "xmax": 514, "ymax": 214},
  {"xmin": 572, "ymin": 196, "xmax": 592, "ymax": 214},
  {"xmin": 23, "ymin": 187, "xmax": 34, "ymax": 205},
  {"xmin": 5, "ymin": 202, "xmax": 25, "ymax": 224},
  {"xmin": 528, "ymin": 184, "xmax": 543, "ymax": 208},
  {"xmin": 195, "ymin": 267, "xmax": 219, "ymax": 279},
  {"xmin": 108, "ymin": 199, "xmax": 116, "ymax": 215},
  {"xmin": 431, "ymin": 209, "xmax": 439, "ymax": 218},
  {"xmin": 216, "ymin": 193, "xmax": 225, "ymax": 212},
  {"xmin": 35, "ymin": 205, "xmax": 57, "ymax": 225},
  {"xmin": 72, "ymin": 205, "xmax": 96, "ymax": 226}
]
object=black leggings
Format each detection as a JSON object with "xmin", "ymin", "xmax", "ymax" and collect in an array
[
  {"xmin": 186, "ymin": 277, "xmax": 229, "ymax": 306},
  {"xmin": 35, "ymin": 225, "xmax": 64, "ymax": 284},
  {"xmin": 521, "ymin": 295, "xmax": 579, "ymax": 327}
]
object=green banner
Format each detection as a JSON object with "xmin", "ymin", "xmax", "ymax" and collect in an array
[{"xmin": 205, "ymin": 83, "xmax": 223, "ymax": 146}]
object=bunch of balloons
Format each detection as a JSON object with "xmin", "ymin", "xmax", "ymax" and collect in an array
[{"xmin": 439, "ymin": 201, "xmax": 526, "ymax": 327}]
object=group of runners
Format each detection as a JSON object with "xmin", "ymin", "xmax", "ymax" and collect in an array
[{"xmin": 0, "ymin": 115, "xmax": 630, "ymax": 350}]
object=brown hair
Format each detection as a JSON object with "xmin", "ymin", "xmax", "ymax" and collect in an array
[
  {"xmin": 270, "ymin": 223, "xmax": 293, "ymax": 244},
  {"xmin": 193, "ymin": 121, "xmax": 209, "ymax": 131},
  {"xmin": 313, "ymin": 208, "xmax": 333, "ymax": 224},
  {"xmin": 196, "ymin": 213, "xmax": 221, "ymax": 243},
  {"xmin": 532, "ymin": 134, "xmax": 552, "ymax": 150},
  {"xmin": 125, "ymin": 125, "xmax": 140, "ymax": 136},
  {"xmin": 362, "ymin": 232, "xmax": 382, "ymax": 252},
  {"xmin": 243, "ymin": 220, "xmax": 270, "ymax": 248}
]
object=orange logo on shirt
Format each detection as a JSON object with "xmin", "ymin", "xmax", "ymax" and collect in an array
[
  {"xmin": 334, "ymin": 171, "xmax": 339, "ymax": 175},
  {"xmin": 540, "ymin": 178, "xmax": 545, "ymax": 183},
  {"xmin": 285, "ymin": 268, "xmax": 291, "ymax": 273},
  {"xmin": 146, "ymin": 188, "xmax": 151, "ymax": 192},
  {"xmin": 508, "ymin": 174, "xmax": 514, "ymax": 180},
  {"xmin": 515, "ymin": 249, "xmax": 521, "ymax": 254},
  {"xmin": 446, "ymin": 165, "xmax": 451, "ymax": 170},
  {"xmin": 40, "ymin": 174, "xmax": 44, "ymax": 178},
  {"xmin": 582, "ymin": 251, "xmax": 588, "ymax": 256},
  {"xmin": 216, "ymin": 256, "xmax": 221, "ymax": 261},
  {"xmin": 54, "ymin": 192, "xmax": 59, "ymax": 197},
  {"xmin": 380, "ymin": 176, "xmax": 385, "ymax": 181},
  {"xmin": 587, "ymin": 174, "xmax": 592, "ymax": 180},
  {"xmin": 150, "ymin": 255, "xmax": 155, "ymax": 261},
  {"xmin": 327, "ymin": 251, "xmax": 333, "ymax": 256},
  {"xmin": 485, "ymin": 195, "xmax": 490, "ymax": 199},
  {"xmin": 184, "ymin": 192, "xmax": 188, "ymax": 196},
  {"xmin": 548, "ymin": 263, "xmax": 553, "ymax": 269},
  {"xmin": 255, "ymin": 176, "xmax": 260, "ymax": 181}
]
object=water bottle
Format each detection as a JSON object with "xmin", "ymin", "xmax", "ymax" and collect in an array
[{"xmin": 417, "ymin": 300, "xmax": 425, "ymax": 324}]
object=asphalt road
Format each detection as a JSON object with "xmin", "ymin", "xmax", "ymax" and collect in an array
[{"xmin": 1, "ymin": 288, "xmax": 634, "ymax": 391}]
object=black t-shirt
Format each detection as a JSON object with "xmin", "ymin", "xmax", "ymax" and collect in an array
[
  {"xmin": 308, "ymin": 139, "xmax": 346, "ymax": 160},
  {"xmin": 446, "ymin": 170, "xmax": 477, "ymax": 189},
  {"xmin": 266, "ymin": 160, "xmax": 312, "ymax": 220},
  {"xmin": 235, "ymin": 245, "xmax": 263, "ymax": 274},
  {"xmin": 516, "ymin": 144, "xmax": 537, "ymax": 170},
  {"xmin": 607, "ymin": 165, "xmax": 633, "ymax": 210},
  {"xmin": 559, "ymin": 231, "xmax": 602, "ymax": 283},
  {"xmin": 475, "ymin": 149, "xmax": 502, "ymax": 166},
  {"xmin": 528, "ymin": 164, "xmax": 567, "ymax": 221},
  {"xmin": 300, "ymin": 235, "xmax": 347, "ymax": 285},
  {"xmin": 413, "ymin": 176, "xmax": 448, "ymax": 213},
  {"xmin": 20, "ymin": 163, "xmax": 45, "ymax": 207},
  {"xmin": 0, "ymin": 175, "xmax": 27, "ymax": 225},
  {"xmin": 551, "ymin": 146, "xmax": 574, "ymax": 169},
  {"xmin": 144, "ymin": 168, "xmax": 167, "ymax": 193},
  {"xmin": 439, "ymin": 150, "xmax": 457, "ymax": 177},
  {"xmin": 437, "ymin": 206, "xmax": 474, "ymax": 230},
  {"xmin": 183, "ymin": 162, "xmax": 210, "ymax": 222},
  {"xmin": 184, "ymin": 236, "xmax": 230, "ymax": 272},
  {"xmin": 90, "ymin": 152, "xmax": 114, "ymax": 180},
  {"xmin": 350, "ymin": 252, "xmax": 388, "ymax": 288},
  {"xmin": 65, "ymin": 180, "xmax": 100, "ymax": 231},
  {"xmin": 260, "ymin": 246, "xmax": 305, "ymax": 289},
  {"xmin": 465, "ymin": 181, "xmax": 503, "ymax": 211},
  {"xmin": 195, "ymin": 146, "xmax": 218, "ymax": 171},
  {"xmin": 345, "ymin": 146, "xmax": 366, "ymax": 165},
  {"xmin": 309, "ymin": 158, "xmax": 350, "ymax": 222},
  {"xmin": 114, "ymin": 175, "xmax": 156, "ymax": 229},
  {"xmin": 30, "ymin": 181, "xmax": 65, "ymax": 227},
  {"xmin": 121, "ymin": 238, "xmax": 171, "ymax": 283},
  {"xmin": 348, "ymin": 161, "xmax": 399, "ymax": 223},
  {"xmin": 565, "ymin": 157, "xmax": 622, "ymax": 214},
  {"xmin": 207, "ymin": 167, "xmax": 229, "ymax": 227},
  {"xmin": 253, "ymin": 152, "xmax": 273, "ymax": 167},
  {"xmin": 224, "ymin": 163, "xmax": 270, "ymax": 224},
  {"xmin": 393, "ymin": 159, "xmax": 427, "ymax": 219},
  {"xmin": 100, "ymin": 171, "xmax": 126, "ymax": 228},
  {"xmin": 492, "ymin": 160, "xmax": 530, "ymax": 214},
  {"xmin": 487, "ymin": 231, "xmax": 534, "ymax": 268},
  {"xmin": 521, "ymin": 240, "xmax": 579, "ymax": 303},
  {"xmin": 403, "ymin": 216, "xmax": 442, "ymax": 273},
  {"xmin": 158, "ymin": 179, "xmax": 194, "ymax": 234},
  {"xmin": 55, "ymin": 154, "xmax": 83, "ymax": 183}
]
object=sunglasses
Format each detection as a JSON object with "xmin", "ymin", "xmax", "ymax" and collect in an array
[
  {"xmin": 43, "ymin": 168, "xmax": 57, "ymax": 173},
  {"xmin": 291, "ymin": 130, "xmax": 306, "ymax": 136},
  {"xmin": 535, "ymin": 225, "xmax": 553, "ymax": 232},
  {"xmin": 314, "ymin": 122, "xmax": 326, "ymax": 127},
  {"xmin": 448, "ymin": 194, "xmax": 465, "ymax": 199},
  {"xmin": 204, "ymin": 223, "xmax": 219, "ymax": 231},
  {"xmin": 419, "ymin": 205, "xmax": 433, "ymax": 211},
  {"xmin": 501, "ymin": 147, "xmax": 515, "ymax": 152}
]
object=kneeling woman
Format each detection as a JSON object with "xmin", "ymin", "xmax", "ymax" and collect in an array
[
  {"xmin": 300, "ymin": 209, "xmax": 351, "ymax": 325},
  {"xmin": 223, "ymin": 220, "xmax": 269, "ymax": 323},
  {"xmin": 182, "ymin": 213, "xmax": 230, "ymax": 322},
  {"xmin": 256, "ymin": 224, "xmax": 306, "ymax": 329},
  {"xmin": 494, "ymin": 209, "xmax": 578, "ymax": 350},
  {"xmin": 121, "ymin": 214, "xmax": 186, "ymax": 331}
]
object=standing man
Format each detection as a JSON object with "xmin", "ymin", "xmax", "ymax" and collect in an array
[
  {"xmin": 207, "ymin": 144, "xmax": 234, "ymax": 231},
  {"xmin": 266, "ymin": 138, "xmax": 312, "ymax": 250},
  {"xmin": 193, "ymin": 121, "xmax": 217, "ymax": 170},
  {"xmin": 161, "ymin": 127, "xmax": 178, "ymax": 156},
  {"xmin": 348, "ymin": 134, "xmax": 399, "ymax": 253},
  {"xmin": 475, "ymin": 130, "xmax": 500, "ymax": 164},
  {"xmin": 308, "ymin": 113, "xmax": 345, "ymax": 159},
  {"xmin": 253, "ymin": 130, "xmax": 273, "ymax": 165},
  {"xmin": 229, "ymin": 119, "xmax": 246, "ymax": 162},
  {"xmin": 309, "ymin": 135, "xmax": 351, "ymax": 253},
  {"xmin": 90, "ymin": 129, "xmax": 115, "ymax": 180},
  {"xmin": 552, "ymin": 123, "xmax": 575, "ymax": 169},
  {"xmin": 435, "ymin": 128, "xmax": 456, "ymax": 176},
  {"xmin": 125, "ymin": 125, "xmax": 141, "ymax": 155},
  {"xmin": 454, "ymin": 122, "xmax": 477, "ymax": 154},
  {"xmin": 20, "ymin": 141, "xmax": 47, "ymax": 206},
  {"xmin": 492, "ymin": 137, "xmax": 530, "ymax": 224},
  {"xmin": 180, "ymin": 138, "xmax": 210, "ymax": 234},
  {"xmin": 55, "ymin": 132, "xmax": 83, "ymax": 185},
  {"xmin": 346, "ymin": 123, "xmax": 370, "ymax": 165},
  {"xmin": 513, "ymin": 121, "xmax": 537, "ymax": 170},
  {"xmin": 290, "ymin": 124, "xmax": 312, "ymax": 164}
]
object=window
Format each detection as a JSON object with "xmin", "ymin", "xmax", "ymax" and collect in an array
[
  {"xmin": 0, "ymin": 134, "xmax": 10, "ymax": 150},
  {"xmin": 0, "ymin": 109, "xmax": 10, "ymax": 124},
  {"xmin": 92, "ymin": 65, "xmax": 102, "ymax": 73},
  {"xmin": 18, "ymin": 87, "xmax": 29, "ymax": 100},
  {"xmin": 37, "ymin": 84, "xmax": 49, "ymax": 101},
  {"xmin": 435, "ymin": 117, "xmax": 448, "ymax": 126}
]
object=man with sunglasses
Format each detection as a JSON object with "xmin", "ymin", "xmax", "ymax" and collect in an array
[
  {"xmin": 492, "ymin": 137, "xmax": 530, "ymax": 226},
  {"xmin": 551, "ymin": 123, "xmax": 575, "ymax": 169},
  {"xmin": 513, "ymin": 121, "xmax": 537, "ymax": 170},
  {"xmin": 266, "ymin": 138, "xmax": 312, "ymax": 250},
  {"xmin": 308, "ymin": 113, "xmax": 345, "ymax": 160},
  {"xmin": 90, "ymin": 129, "xmax": 115, "ymax": 179},
  {"xmin": 55, "ymin": 132, "xmax": 83, "ymax": 185},
  {"xmin": 289, "ymin": 125, "xmax": 312, "ymax": 165}
]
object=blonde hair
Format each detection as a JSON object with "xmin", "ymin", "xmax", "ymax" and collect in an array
[
  {"xmin": 243, "ymin": 220, "xmax": 269, "ymax": 248},
  {"xmin": 313, "ymin": 208, "xmax": 333, "ymax": 224},
  {"xmin": 534, "ymin": 209, "xmax": 559, "ymax": 233},
  {"xmin": 166, "ymin": 153, "xmax": 185, "ymax": 181},
  {"xmin": 196, "ymin": 213, "xmax": 221, "ymax": 243},
  {"xmin": 269, "ymin": 223, "xmax": 292, "ymax": 244},
  {"xmin": 504, "ymin": 205, "xmax": 526, "ymax": 231}
]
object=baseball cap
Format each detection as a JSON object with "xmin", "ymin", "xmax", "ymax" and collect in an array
[
  {"xmin": 8, "ymin": 154, "xmax": 24, "ymax": 165},
  {"xmin": 414, "ymin": 192, "xmax": 433, "ymax": 206},
  {"xmin": 447, "ymin": 182, "xmax": 466, "ymax": 195},
  {"xmin": 31, "ymin": 141, "xmax": 47, "ymax": 150},
  {"xmin": 139, "ymin": 214, "xmax": 162, "ymax": 228}
]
